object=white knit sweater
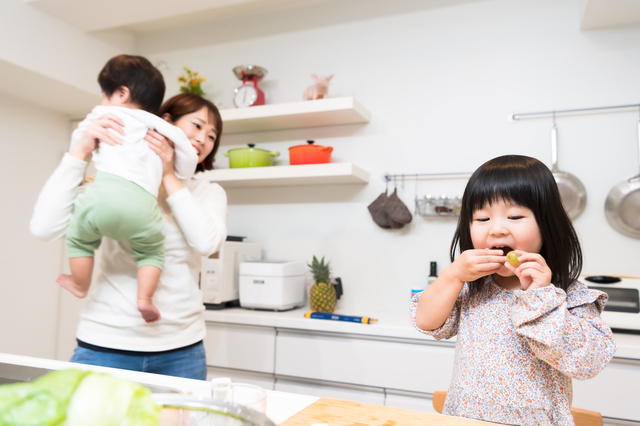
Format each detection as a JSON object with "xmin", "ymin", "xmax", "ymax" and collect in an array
[{"xmin": 30, "ymin": 154, "xmax": 227, "ymax": 351}]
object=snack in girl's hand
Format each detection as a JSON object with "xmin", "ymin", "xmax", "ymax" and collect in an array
[{"xmin": 506, "ymin": 251, "xmax": 521, "ymax": 266}]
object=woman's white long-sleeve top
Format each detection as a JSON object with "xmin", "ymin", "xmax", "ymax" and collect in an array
[{"xmin": 30, "ymin": 153, "xmax": 228, "ymax": 351}]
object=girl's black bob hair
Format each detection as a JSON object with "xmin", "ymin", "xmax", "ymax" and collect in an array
[{"xmin": 450, "ymin": 155, "xmax": 582, "ymax": 291}]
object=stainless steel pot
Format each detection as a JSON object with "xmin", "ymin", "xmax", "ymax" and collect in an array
[
  {"xmin": 605, "ymin": 120, "xmax": 640, "ymax": 238},
  {"xmin": 551, "ymin": 124, "xmax": 587, "ymax": 220}
]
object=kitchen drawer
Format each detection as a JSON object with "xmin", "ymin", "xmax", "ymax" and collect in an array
[
  {"xmin": 204, "ymin": 322, "xmax": 276, "ymax": 373},
  {"xmin": 275, "ymin": 377, "xmax": 385, "ymax": 405},
  {"xmin": 275, "ymin": 330, "xmax": 454, "ymax": 394},
  {"xmin": 207, "ymin": 366, "xmax": 275, "ymax": 390},
  {"xmin": 573, "ymin": 357, "xmax": 640, "ymax": 422},
  {"xmin": 385, "ymin": 389, "xmax": 437, "ymax": 414}
]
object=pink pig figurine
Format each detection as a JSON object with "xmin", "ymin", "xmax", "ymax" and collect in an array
[{"xmin": 303, "ymin": 74, "xmax": 333, "ymax": 100}]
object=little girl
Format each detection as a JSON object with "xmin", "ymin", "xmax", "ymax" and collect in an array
[{"xmin": 412, "ymin": 155, "xmax": 616, "ymax": 426}]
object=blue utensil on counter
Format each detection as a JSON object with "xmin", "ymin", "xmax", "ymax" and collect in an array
[{"xmin": 304, "ymin": 311, "xmax": 377, "ymax": 324}]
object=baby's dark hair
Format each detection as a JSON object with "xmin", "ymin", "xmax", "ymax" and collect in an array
[
  {"xmin": 450, "ymin": 155, "xmax": 582, "ymax": 291},
  {"xmin": 98, "ymin": 54, "xmax": 165, "ymax": 114}
]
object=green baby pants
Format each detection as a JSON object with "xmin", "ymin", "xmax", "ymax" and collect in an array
[{"xmin": 66, "ymin": 172, "xmax": 165, "ymax": 270}]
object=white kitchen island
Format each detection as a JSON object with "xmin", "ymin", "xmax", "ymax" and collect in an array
[{"xmin": 0, "ymin": 352, "xmax": 319, "ymax": 425}]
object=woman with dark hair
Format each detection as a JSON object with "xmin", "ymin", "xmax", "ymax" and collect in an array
[
  {"xmin": 411, "ymin": 155, "xmax": 615, "ymax": 426},
  {"xmin": 30, "ymin": 93, "xmax": 227, "ymax": 380}
]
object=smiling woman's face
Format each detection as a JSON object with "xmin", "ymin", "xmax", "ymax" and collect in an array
[{"xmin": 172, "ymin": 107, "xmax": 218, "ymax": 164}]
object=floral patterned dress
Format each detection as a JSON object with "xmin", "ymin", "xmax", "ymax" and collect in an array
[{"xmin": 410, "ymin": 276, "xmax": 616, "ymax": 426}]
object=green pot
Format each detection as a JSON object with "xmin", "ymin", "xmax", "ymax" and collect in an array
[{"xmin": 223, "ymin": 144, "xmax": 280, "ymax": 168}]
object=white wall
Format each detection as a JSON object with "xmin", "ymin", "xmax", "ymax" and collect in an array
[
  {"xmin": 0, "ymin": 0, "xmax": 115, "ymax": 116},
  {"xmin": 138, "ymin": 0, "xmax": 640, "ymax": 315},
  {"xmin": 0, "ymin": 93, "xmax": 68, "ymax": 358}
]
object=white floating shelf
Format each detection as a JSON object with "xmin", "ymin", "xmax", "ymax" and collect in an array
[
  {"xmin": 197, "ymin": 163, "xmax": 369, "ymax": 188},
  {"xmin": 219, "ymin": 96, "xmax": 370, "ymax": 134}
]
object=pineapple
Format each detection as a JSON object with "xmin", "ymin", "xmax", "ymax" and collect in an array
[{"xmin": 308, "ymin": 256, "xmax": 336, "ymax": 313}]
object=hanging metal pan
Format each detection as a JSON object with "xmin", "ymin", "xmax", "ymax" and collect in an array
[
  {"xmin": 551, "ymin": 124, "xmax": 587, "ymax": 220},
  {"xmin": 605, "ymin": 120, "xmax": 640, "ymax": 238}
]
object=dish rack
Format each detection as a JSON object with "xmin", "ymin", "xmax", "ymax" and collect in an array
[
  {"xmin": 382, "ymin": 172, "xmax": 470, "ymax": 218},
  {"xmin": 416, "ymin": 195, "xmax": 462, "ymax": 217}
]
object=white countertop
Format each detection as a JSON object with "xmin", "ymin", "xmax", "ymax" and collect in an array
[
  {"xmin": 203, "ymin": 306, "xmax": 640, "ymax": 360},
  {"xmin": 204, "ymin": 306, "xmax": 445, "ymax": 342},
  {"xmin": 0, "ymin": 353, "xmax": 318, "ymax": 425}
]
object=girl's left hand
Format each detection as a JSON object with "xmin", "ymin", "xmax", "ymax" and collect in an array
[
  {"xmin": 504, "ymin": 250, "xmax": 552, "ymax": 290},
  {"xmin": 146, "ymin": 130, "xmax": 175, "ymax": 177}
]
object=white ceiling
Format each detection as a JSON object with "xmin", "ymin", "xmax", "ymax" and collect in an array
[
  {"xmin": 23, "ymin": 0, "xmax": 321, "ymax": 33},
  {"xmin": 24, "ymin": 0, "xmax": 640, "ymax": 35}
]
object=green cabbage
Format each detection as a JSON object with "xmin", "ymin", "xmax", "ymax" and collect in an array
[{"xmin": 0, "ymin": 369, "xmax": 160, "ymax": 426}]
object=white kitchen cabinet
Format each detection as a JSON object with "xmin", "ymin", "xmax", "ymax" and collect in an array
[
  {"xmin": 572, "ymin": 357, "xmax": 640, "ymax": 422},
  {"xmin": 275, "ymin": 377, "xmax": 384, "ymax": 405},
  {"xmin": 207, "ymin": 366, "xmax": 275, "ymax": 390},
  {"xmin": 384, "ymin": 389, "xmax": 437, "ymax": 414},
  {"xmin": 202, "ymin": 315, "xmax": 640, "ymax": 425},
  {"xmin": 203, "ymin": 322, "xmax": 275, "ymax": 373},
  {"xmin": 275, "ymin": 330, "xmax": 454, "ymax": 394}
]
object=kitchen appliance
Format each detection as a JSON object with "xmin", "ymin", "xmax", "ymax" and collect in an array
[
  {"xmin": 551, "ymin": 124, "xmax": 586, "ymax": 220},
  {"xmin": 201, "ymin": 238, "xmax": 262, "ymax": 309},
  {"xmin": 289, "ymin": 140, "xmax": 333, "ymax": 165},
  {"xmin": 224, "ymin": 144, "xmax": 280, "ymax": 168},
  {"xmin": 605, "ymin": 120, "xmax": 640, "ymax": 238},
  {"xmin": 582, "ymin": 275, "xmax": 640, "ymax": 334},
  {"xmin": 232, "ymin": 65, "xmax": 267, "ymax": 108},
  {"xmin": 239, "ymin": 261, "xmax": 306, "ymax": 311}
]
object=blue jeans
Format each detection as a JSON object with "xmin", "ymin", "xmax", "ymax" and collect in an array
[{"xmin": 69, "ymin": 342, "xmax": 207, "ymax": 381}]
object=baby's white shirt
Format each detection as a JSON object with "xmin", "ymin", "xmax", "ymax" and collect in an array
[{"xmin": 70, "ymin": 105, "xmax": 198, "ymax": 198}]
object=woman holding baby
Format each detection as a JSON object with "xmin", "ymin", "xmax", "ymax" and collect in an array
[{"xmin": 31, "ymin": 67, "xmax": 226, "ymax": 380}]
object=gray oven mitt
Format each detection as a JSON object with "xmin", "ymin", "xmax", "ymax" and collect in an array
[
  {"xmin": 368, "ymin": 192, "xmax": 403, "ymax": 229},
  {"xmin": 385, "ymin": 189, "xmax": 413, "ymax": 225}
]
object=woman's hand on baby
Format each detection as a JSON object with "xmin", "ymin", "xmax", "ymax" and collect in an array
[
  {"xmin": 70, "ymin": 115, "xmax": 125, "ymax": 161},
  {"xmin": 146, "ymin": 130, "xmax": 175, "ymax": 177},
  {"xmin": 452, "ymin": 248, "xmax": 506, "ymax": 283},
  {"xmin": 504, "ymin": 250, "xmax": 552, "ymax": 290}
]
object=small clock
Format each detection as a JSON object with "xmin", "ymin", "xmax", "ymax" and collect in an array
[{"xmin": 232, "ymin": 65, "xmax": 267, "ymax": 108}]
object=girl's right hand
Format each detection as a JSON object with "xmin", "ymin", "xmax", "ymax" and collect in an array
[
  {"xmin": 69, "ymin": 115, "xmax": 125, "ymax": 161},
  {"xmin": 450, "ymin": 248, "xmax": 506, "ymax": 283}
]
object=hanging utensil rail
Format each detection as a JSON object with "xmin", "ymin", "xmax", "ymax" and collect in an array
[
  {"xmin": 510, "ymin": 103, "xmax": 640, "ymax": 121},
  {"xmin": 382, "ymin": 172, "xmax": 471, "ymax": 218},
  {"xmin": 382, "ymin": 172, "xmax": 471, "ymax": 182}
]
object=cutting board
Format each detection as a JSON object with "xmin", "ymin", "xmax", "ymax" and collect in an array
[{"xmin": 279, "ymin": 397, "xmax": 499, "ymax": 426}]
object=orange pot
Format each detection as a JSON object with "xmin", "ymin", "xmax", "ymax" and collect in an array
[{"xmin": 289, "ymin": 141, "xmax": 333, "ymax": 165}]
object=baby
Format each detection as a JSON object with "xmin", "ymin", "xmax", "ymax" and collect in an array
[{"xmin": 57, "ymin": 54, "xmax": 197, "ymax": 323}]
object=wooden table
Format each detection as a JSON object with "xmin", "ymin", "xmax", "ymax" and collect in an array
[{"xmin": 280, "ymin": 398, "xmax": 499, "ymax": 426}]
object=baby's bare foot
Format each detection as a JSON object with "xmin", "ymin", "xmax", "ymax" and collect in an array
[
  {"xmin": 138, "ymin": 299, "xmax": 161, "ymax": 323},
  {"xmin": 56, "ymin": 274, "xmax": 88, "ymax": 298}
]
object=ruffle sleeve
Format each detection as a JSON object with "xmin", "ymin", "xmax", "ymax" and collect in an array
[
  {"xmin": 411, "ymin": 283, "xmax": 467, "ymax": 340},
  {"xmin": 510, "ymin": 282, "xmax": 616, "ymax": 380}
]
